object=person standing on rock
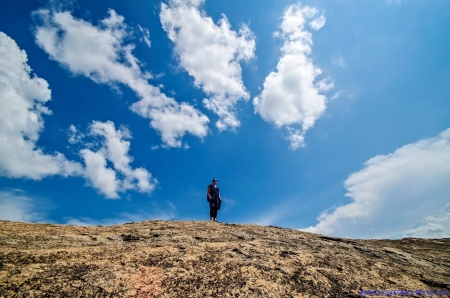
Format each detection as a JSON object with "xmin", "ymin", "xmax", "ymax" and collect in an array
[{"xmin": 207, "ymin": 178, "xmax": 222, "ymax": 222}]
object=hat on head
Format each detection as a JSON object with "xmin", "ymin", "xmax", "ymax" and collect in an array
[{"xmin": 212, "ymin": 178, "xmax": 218, "ymax": 181}]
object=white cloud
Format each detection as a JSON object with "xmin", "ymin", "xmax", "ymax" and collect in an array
[
  {"xmin": 316, "ymin": 78, "xmax": 334, "ymax": 93},
  {"xmin": 301, "ymin": 128, "xmax": 450, "ymax": 239},
  {"xmin": 131, "ymin": 101, "xmax": 209, "ymax": 148},
  {"xmin": 220, "ymin": 197, "xmax": 237, "ymax": 213},
  {"xmin": 309, "ymin": 15, "xmax": 325, "ymax": 30},
  {"xmin": 244, "ymin": 199, "xmax": 296, "ymax": 226},
  {"xmin": 253, "ymin": 4, "xmax": 332, "ymax": 149},
  {"xmin": 80, "ymin": 120, "xmax": 157, "ymax": 199},
  {"xmin": 249, "ymin": 209, "xmax": 287, "ymax": 226},
  {"xmin": 160, "ymin": 0, "xmax": 255, "ymax": 130},
  {"xmin": 67, "ymin": 124, "xmax": 84, "ymax": 144},
  {"xmin": 285, "ymin": 128, "xmax": 305, "ymax": 150},
  {"xmin": 331, "ymin": 91, "xmax": 341, "ymax": 100},
  {"xmin": 402, "ymin": 205, "xmax": 450, "ymax": 238},
  {"xmin": 0, "ymin": 32, "xmax": 83, "ymax": 179},
  {"xmin": 33, "ymin": 8, "xmax": 209, "ymax": 148},
  {"xmin": 332, "ymin": 56, "xmax": 346, "ymax": 68},
  {"xmin": 0, "ymin": 190, "xmax": 46, "ymax": 222},
  {"xmin": 80, "ymin": 149, "xmax": 120, "ymax": 198},
  {"xmin": 138, "ymin": 25, "xmax": 151, "ymax": 48}
]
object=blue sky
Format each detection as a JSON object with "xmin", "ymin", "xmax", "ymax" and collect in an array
[{"xmin": 0, "ymin": 0, "xmax": 449, "ymax": 239}]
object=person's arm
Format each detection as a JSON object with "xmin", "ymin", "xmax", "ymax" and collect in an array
[{"xmin": 207, "ymin": 186, "xmax": 212, "ymax": 199}]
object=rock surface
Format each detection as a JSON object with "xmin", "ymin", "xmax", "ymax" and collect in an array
[{"xmin": 0, "ymin": 220, "xmax": 449, "ymax": 297}]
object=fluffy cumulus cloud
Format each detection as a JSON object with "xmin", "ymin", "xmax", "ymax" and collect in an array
[
  {"xmin": 302, "ymin": 128, "xmax": 450, "ymax": 239},
  {"xmin": 160, "ymin": 0, "xmax": 255, "ymax": 130},
  {"xmin": 80, "ymin": 121, "xmax": 157, "ymax": 199},
  {"xmin": 131, "ymin": 100, "xmax": 209, "ymax": 148},
  {"xmin": 0, "ymin": 33, "xmax": 156, "ymax": 199},
  {"xmin": 253, "ymin": 4, "xmax": 331, "ymax": 149},
  {"xmin": 0, "ymin": 32, "xmax": 82, "ymax": 179},
  {"xmin": 33, "ymin": 8, "xmax": 208, "ymax": 148}
]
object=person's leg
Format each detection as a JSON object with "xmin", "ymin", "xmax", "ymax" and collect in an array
[
  {"xmin": 210, "ymin": 207, "xmax": 214, "ymax": 221},
  {"xmin": 213, "ymin": 208, "xmax": 218, "ymax": 221}
]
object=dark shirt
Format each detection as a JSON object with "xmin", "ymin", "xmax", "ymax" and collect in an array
[{"xmin": 207, "ymin": 184, "xmax": 221, "ymax": 210}]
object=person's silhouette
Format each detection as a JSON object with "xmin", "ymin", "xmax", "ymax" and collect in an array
[{"xmin": 206, "ymin": 178, "xmax": 222, "ymax": 222}]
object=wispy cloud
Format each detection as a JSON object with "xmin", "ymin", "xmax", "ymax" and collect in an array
[
  {"xmin": 332, "ymin": 56, "xmax": 346, "ymax": 68},
  {"xmin": 65, "ymin": 202, "xmax": 176, "ymax": 226},
  {"xmin": 138, "ymin": 25, "xmax": 151, "ymax": 48},
  {"xmin": 160, "ymin": 0, "xmax": 255, "ymax": 131},
  {"xmin": 254, "ymin": 3, "xmax": 332, "ymax": 149},
  {"xmin": 220, "ymin": 197, "xmax": 238, "ymax": 213},
  {"xmin": 331, "ymin": 91, "xmax": 341, "ymax": 100},
  {"xmin": 0, "ymin": 189, "xmax": 49, "ymax": 222},
  {"xmin": 67, "ymin": 125, "xmax": 85, "ymax": 144},
  {"xmin": 243, "ymin": 200, "xmax": 296, "ymax": 226},
  {"xmin": 301, "ymin": 128, "xmax": 450, "ymax": 239}
]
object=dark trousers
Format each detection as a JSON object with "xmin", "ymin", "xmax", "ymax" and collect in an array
[{"xmin": 210, "ymin": 207, "xmax": 218, "ymax": 218}]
